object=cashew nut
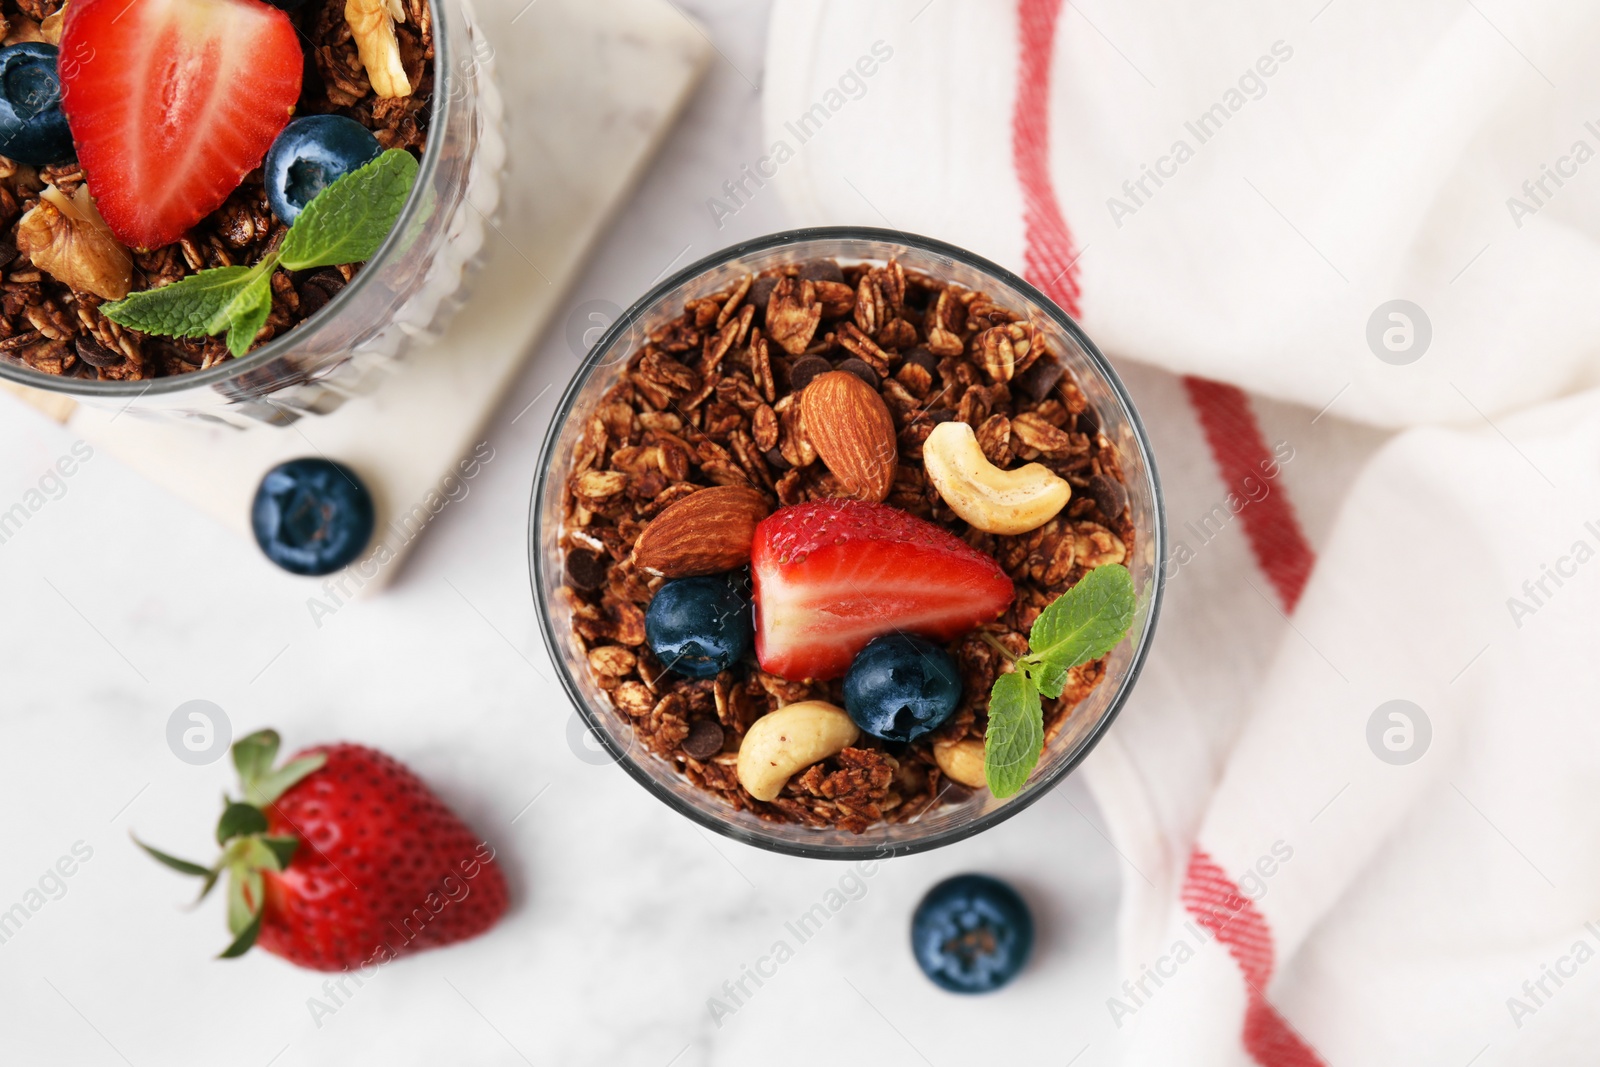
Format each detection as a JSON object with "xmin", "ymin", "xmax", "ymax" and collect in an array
[
  {"xmin": 922, "ymin": 420, "xmax": 1071, "ymax": 535},
  {"xmin": 735, "ymin": 700, "xmax": 859, "ymax": 802},
  {"xmin": 933, "ymin": 738, "xmax": 987, "ymax": 789}
]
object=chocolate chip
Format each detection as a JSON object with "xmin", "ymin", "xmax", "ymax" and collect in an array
[
  {"xmin": 298, "ymin": 269, "xmax": 347, "ymax": 318},
  {"xmin": 681, "ymin": 719, "xmax": 725, "ymax": 759},
  {"xmin": 788, "ymin": 355, "xmax": 833, "ymax": 394},
  {"xmin": 798, "ymin": 259, "xmax": 844, "ymax": 284},
  {"xmin": 565, "ymin": 548, "xmax": 609, "ymax": 592},
  {"xmin": 1088, "ymin": 474, "xmax": 1128, "ymax": 523},
  {"xmin": 750, "ymin": 274, "xmax": 780, "ymax": 315},
  {"xmin": 924, "ymin": 408, "xmax": 956, "ymax": 424},
  {"xmin": 0, "ymin": 239, "xmax": 18, "ymax": 272},
  {"xmin": 1013, "ymin": 356, "xmax": 1064, "ymax": 402},
  {"xmin": 1076, "ymin": 404, "xmax": 1100, "ymax": 438},
  {"xmin": 836, "ymin": 358, "xmax": 879, "ymax": 390},
  {"xmin": 904, "ymin": 345, "xmax": 939, "ymax": 375},
  {"xmin": 75, "ymin": 335, "xmax": 123, "ymax": 368},
  {"xmin": 763, "ymin": 447, "xmax": 791, "ymax": 471}
]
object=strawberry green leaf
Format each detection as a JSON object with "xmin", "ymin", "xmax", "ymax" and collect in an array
[
  {"xmin": 259, "ymin": 835, "xmax": 300, "ymax": 871},
  {"xmin": 226, "ymin": 868, "xmax": 263, "ymax": 937},
  {"xmin": 219, "ymin": 912, "xmax": 261, "ymax": 959},
  {"xmin": 216, "ymin": 801, "xmax": 268, "ymax": 845},
  {"xmin": 984, "ymin": 670, "xmax": 1043, "ymax": 799},
  {"xmin": 133, "ymin": 836, "xmax": 212, "ymax": 877},
  {"xmin": 193, "ymin": 867, "xmax": 222, "ymax": 905},
  {"xmin": 241, "ymin": 753, "xmax": 327, "ymax": 806},
  {"xmin": 1025, "ymin": 563, "xmax": 1137, "ymax": 673},
  {"xmin": 280, "ymin": 149, "xmax": 419, "ymax": 272},
  {"xmin": 232, "ymin": 730, "xmax": 281, "ymax": 786}
]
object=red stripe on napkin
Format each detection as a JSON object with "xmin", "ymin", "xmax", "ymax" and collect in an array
[
  {"xmin": 1011, "ymin": 0, "xmax": 1315, "ymax": 615},
  {"xmin": 1182, "ymin": 849, "xmax": 1328, "ymax": 1067},
  {"xmin": 1014, "ymin": 0, "xmax": 1083, "ymax": 315},
  {"xmin": 1012, "ymin": 5, "xmax": 1324, "ymax": 1065},
  {"xmin": 1181, "ymin": 376, "xmax": 1315, "ymax": 611}
]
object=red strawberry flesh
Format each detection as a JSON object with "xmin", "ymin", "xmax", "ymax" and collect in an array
[
  {"xmin": 258, "ymin": 744, "xmax": 508, "ymax": 972},
  {"xmin": 752, "ymin": 500, "xmax": 1015, "ymax": 680},
  {"xmin": 59, "ymin": 0, "xmax": 303, "ymax": 250}
]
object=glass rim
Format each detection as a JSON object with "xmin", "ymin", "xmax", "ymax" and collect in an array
[
  {"xmin": 0, "ymin": 0, "xmax": 457, "ymax": 400},
  {"xmin": 530, "ymin": 225, "xmax": 1166, "ymax": 860}
]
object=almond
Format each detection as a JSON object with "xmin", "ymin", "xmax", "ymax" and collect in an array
[
  {"xmin": 799, "ymin": 370, "xmax": 897, "ymax": 502},
  {"xmin": 632, "ymin": 485, "xmax": 769, "ymax": 577}
]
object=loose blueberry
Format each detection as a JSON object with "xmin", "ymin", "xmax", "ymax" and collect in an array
[
  {"xmin": 842, "ymin": 633, "xmax": 961, "ymax": 742},
  {"xmin": 911, "ymin": 874, "xmax": 1034, "ymax": 994},
  {"xmin": 0, "ymin": 44, "xmax": 72, "ymax": 166},
  {"xmin": 645, "ymin": 575, "xmax": 752, "ymax": 678},
  {"xmin": 263, "ymin": 115, "xmax": 382, "ymax": 225},
  {"xmin": 251, "ymin": 458, "xmax": 375, "ymax": 576}
]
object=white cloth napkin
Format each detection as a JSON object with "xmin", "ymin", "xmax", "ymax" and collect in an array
[{"xmin": 760, "ymin": 2, "xmax": 1600, "ymax": 1064}]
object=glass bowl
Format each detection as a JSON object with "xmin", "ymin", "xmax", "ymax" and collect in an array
[
  {"xmin": 531, "ymin": 228, "xmax": 1165, "ymax": 859},
  {"xmin": 0, "ymin": 0, "xmax": 504, "ymax": 428}
]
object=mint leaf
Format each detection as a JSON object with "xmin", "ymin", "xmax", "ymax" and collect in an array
[
  {"xmin": 980, "ymin": 564, "xmax": 1140, "ymax": 798},
  {"xmin": 281, "ymin": 149, "xmax": 419, "ymax": 272},
  {"xmin": 99, "ymin": 148, "xmax": 416, "ymax": 356},
  {"xmin": 984, "ymin": 670, "xmax": 1043, "ymax": 798},
  {"xmin": 223, "ymin": 270, "xmax": 274, "ymax": 357},
  {"xmin": 102, "ymin": 265, "xmax": 260, "ymax": 339},
  {"xmin": 1030, "ymin": 660, "xmax": 1070, "ymax": 700},
  {"xmin": 1025, "ymin": 564, "xmax": 1137, "ymax": 673}
]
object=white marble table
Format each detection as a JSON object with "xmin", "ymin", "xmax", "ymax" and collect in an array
[{"xmin": 0, "ymin": 2, "xmax": 1126, "ymax": 1064}]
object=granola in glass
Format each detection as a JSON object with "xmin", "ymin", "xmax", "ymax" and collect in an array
[{"xmin": 558, "ymin": 257, "xmax": 1137, "ymax": 834}]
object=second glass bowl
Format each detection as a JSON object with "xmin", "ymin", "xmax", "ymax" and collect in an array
[
  {"xmin": 532, "ymin": 227, "xmax": 1164, "ymax": 859},
  {"xmin": 0, "ymin": 0, "xmax": 504, "ymax": 428}
]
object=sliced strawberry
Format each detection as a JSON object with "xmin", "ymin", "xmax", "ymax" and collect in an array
[
  {"xmin": 59, "ymin": 0, "xmax": 302, "ymax": 250},
  {"xmin": 752, "ymin": 500, "xmax": 1015, "ymax": 680}
]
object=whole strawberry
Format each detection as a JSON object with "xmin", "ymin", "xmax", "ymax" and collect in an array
[{"xmin": 138, "ymin": 730, "xmax": 508, "ymax": 972}]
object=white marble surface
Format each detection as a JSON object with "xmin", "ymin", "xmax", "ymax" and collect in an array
[{"xmin": 0, "ymin": 2, "xmax": 1131, "ymax": 1064}]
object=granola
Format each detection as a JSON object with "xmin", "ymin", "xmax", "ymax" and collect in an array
[
  {"xmin": 0, "ymin": 0, "xmax": 432, "ymax": 381},
  {"xmin": 559, "ymin": 257, "xmax": 1136, "ymax": 834}
]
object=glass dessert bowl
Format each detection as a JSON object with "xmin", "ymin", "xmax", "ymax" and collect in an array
[
  {"xmin": 0, "ymin": 0, "xmax": 503, "ymax": 427},
  {"xmin": 532, "ymin": 228, "xmax": 1164, "ymax": 859}
]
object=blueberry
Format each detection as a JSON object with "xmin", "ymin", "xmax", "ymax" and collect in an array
[
  {"xmin": 911, "ymin": 874, "xmax": 1034, "ymax": 994},
  {"xmin": 645, "ymin": 575, "xmax": 752, "ymax": 678},
  {"xmin": 263, "ymin": 115, "xmax": 381, "ymax": 225},
  {"xmin": 842, "ymin": 634, "xmax": 961, "ymax": 742},
  {"xmin": 251, "ymin": 458, "xmax": 375, "ymax": 576},
  {"xmin": 0, "ymin": 44, "xmax": 72, "ymax": 166}
]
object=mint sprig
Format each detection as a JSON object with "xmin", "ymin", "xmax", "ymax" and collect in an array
[
  {"xmin": 103, "ymin": 149, "xmax": 419, "ymax": 357},
  {"xmin": 984, "ymin": 563, "xmax": 1137, "ymax": 797}
]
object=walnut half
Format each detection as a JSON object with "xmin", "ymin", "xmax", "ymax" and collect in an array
[
  {"xmin": 345, "ymin": 0, "xmax": 412, "ymax": 99},
  {"xmin": 16, "ymin": 185, "xmax": 132, "ymax": 301}
]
